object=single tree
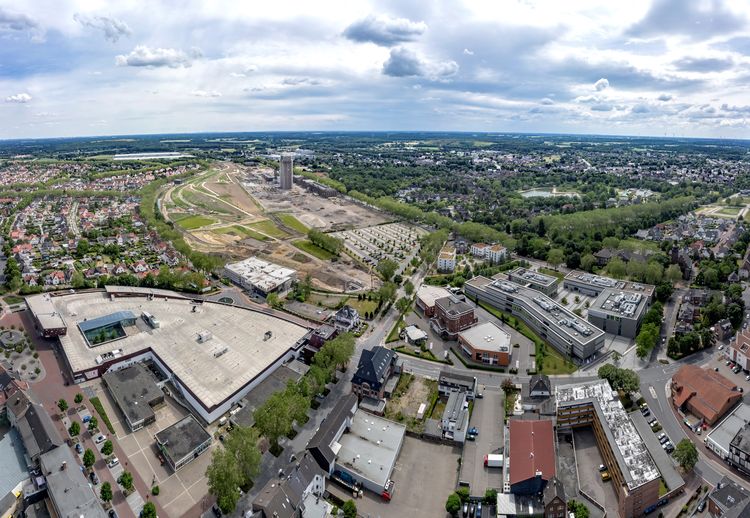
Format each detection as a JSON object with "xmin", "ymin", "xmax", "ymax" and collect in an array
[
  {"xmin": 484, "ymin": 488, "xmax": 498, "ymax": 504},
  {"xmin": 266, "ymin": 292, "xmax": 280, "ymax": 308},
  {"xmin": 404, "ymin": 280, "xmax": 414, "ymax": 296},
  {"xmin": 254, "ymin": 391, "xmax": 295, "ymax": 451},
  {"xmin": 673, "ymin": 439, "xmax": 698, "ymax": 471},
  {"xmin": 118, "ymin": 471, "xmax": 134, "ymax": 492},
  {"xmin": 206, "ymin": 448, "xmax": 243, "ymax": 514},
  {"xmin": 74, "ymin": 393, "xmax": 83, "ymax": 404},
  {"xmin": 57, "ymin": 398, "xmax": 68, "ymax": 413},
  {"xmin": 100, "ymin": 482, "xmax": 113, "ymax": 503},
  {"xmin": 547, "ymin": 248, "xmax": 565, "ymax": 270},
  {"xmin": 88, "ymin": 416, "xmax": 98, "ymax": 431},
  {"xmin": 83, "ymin": 448, "xmax": 96, "ymax": 469},
  {"xmin": 342, "ymin": 500, "xmax": 357, "ymax": 518},
  {"xmin": 395, "ymin": 296, "xmax": 411, "ymax": 314},
  {"xmin": 445, "ymin": 492, "xmax": 462, "ymax": 517},
  {"xmin": 376, "ymin": 259, "xmax": 399, "ymax": 281},
  {"xmin": 68, "ymin": 421, "xmax": 80, "ymax": 437},
  {"xmin": 568, "ymin": 499, "xmax": 590, "ymax": 518},
  {"xmin": 141, "ymin": 502, "xmax": 157, "ymax": 518},
  {"xmin": 101, "ymin": 440, "xmax": 114, "ymax": 456},
  {"xmin": 224, "ymin": 426, "xmax": 262, "ymax": 485}
]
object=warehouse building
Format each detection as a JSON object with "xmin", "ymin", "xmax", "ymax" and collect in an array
[
  {"xmin": 671, "ymin": 365, "xmax": 742, "ymax": 426},
  {"xmin": 457, "ymin": 321, "xmax": 511, "ymax": 366},
  {"xmin": 155, "ymin": 415, "xmax": 212, "ymax": 471},
  {"xmin": 508, "ymin": 267, "xmax": 559, "ymax": 296},
  {"xmin": 223, "ymin": 257, "xmax": 297, "ymax": 297},
  {"xmin": 26, "ymin": 289, "xmax": 310, "ymax": 424},
  {"xmin": 563, "ymin": 270, "xmax": 654, "ymax": 301},
  {"xmin": 465, "ymin": 276, "xmax": 604, "ymax": 361},
  {"xmin": 508, "ymin": 419, "xmax": 556, "ymax": 495},
  {"xmin": 102, "ymin": 363, "xmax": 164, "ymax": 432},
  {"xmin": 556, "ymin": 380, "xmax": 661, "ymax": 518},
  {"xmin": 587, "ymin": 289, "xmax": 650, "ymax": 338}
]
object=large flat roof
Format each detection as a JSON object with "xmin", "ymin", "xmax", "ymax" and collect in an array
[
  {"xmin": 707, "ymin": 404, "xmax": 750, "ymax": 456},
  {"xmin": 556, "ymin": 379, "xmax": 660, "ymax": 490},
  {"xmin": 564, "ymin": 270, "xmax": 655, "ymax": 298},
  {"xmin": 335, "ymin": 410, "xmax": 405, "ymax": 489},
  {"xmin": 40, "ymin": 446, "xmax": 107, "ymax": 518},
  {"xmin": 155, "ymin": 415, "xmax": 211, "ymax": 464},
  {"xmin": 25, "ymin": 294, "xmax": 66, "ymax": 331},
  {"xmin": 102, "ymin": 364, "xmax": 162, "ymax": 426},
  {"xmin": 589, "ymin": 288, "xmax": 649, "ymax": 320},
  {"xmin": 29, "ymin": 291, "xmax": 308, "ymax": 410},
  {"xmin": 509, "ymin": 267, "xmax": 558, "ymax": 288},
  {"xmin": 467, "ymin": 276, "xmax": 604, "ymax": 348},
  {"xmin": 416, "ymin": 284, "xmax": 452, "ymax": 308},
  {"xmin": 459, "ymin": 321, "xmax": 510, "ymax": 353},
  {"xmin": 225, "ymin": 257, "xmax": 296, "ymax": 292}
]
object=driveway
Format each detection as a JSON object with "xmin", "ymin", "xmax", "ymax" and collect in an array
[{"xmin": 460, "ymin": 389, "xmax": 504, "ymax": 494}]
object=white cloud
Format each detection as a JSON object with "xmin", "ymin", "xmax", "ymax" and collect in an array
[
  {"xmin": 382, "ymin": 47, "xmax": 458, "ymax": 80},
  {"xmin": 594, "ymin": 78, "xmax": 609, "ymax": 91},
  {"xmin": 73, "ymin": 13, "xmax": 131, "ymax": 42},
  {"xmin": 343, "ymin": 14, "xmax": 426, "ymax": 46},
  {"xmin": 5, "ymin": 93, "xmax": 32, "ymax": 103},
  {"xmin": 463, "ymin": 48, "xmax": 474, "ymax": 56},
  {"xmin": 191, "ymin": 89, "xmax": 222, "ymax": 98},
  {"xmin": 115, "ymin": 46, "xmax": 194, "ymax": 68}
]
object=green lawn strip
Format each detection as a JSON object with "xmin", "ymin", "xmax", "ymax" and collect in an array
[
  {"xmin": 393, "ymin": 345, "xmax": 451, "ymax": 364},
  {"xmin": 89, "ymin": 397, "xmax": 116, "ymax": 434},
  {"xmin": 477, "ymin": 301, "xmax": 576, "ymax": 375},
  {"xmin": 538, "ymin": 267, "xmax": 564, "ymax": 280},
  {"xmin": 248, "ymin": 220, "xmax": 290, "ymax": 239},
  {"xmin": 277, "ymin": 213, "xmax": 309, "ymax": 234},
  {"xmin": 176, "ymin": 215, "xmax": 216, "ymax": 230},
  {"xmin": 450, "ymin": 347, "xmax": 506, "ymax": 372},
  {"xmin": 293, "ymin": 240, "xmax": 335, "ymax": 260}
]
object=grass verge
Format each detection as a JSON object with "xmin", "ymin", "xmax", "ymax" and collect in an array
[
  {"xmin": 293, "ymin": 240, "xmax": 335, "ymax": 260},
  {"xmin": 277, "ymin": 213, "xmax": 309, "ymax": 234},
  {"xmin": 248, "ymin": 219, "xmax": 289, "ymax": 239},
  {"xmin": 89, "ymin": 397, "xmax": 116, "ymax": 435}
]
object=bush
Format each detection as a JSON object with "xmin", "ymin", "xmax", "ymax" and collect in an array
[
  {"xmin": 74, "ymin": 393, "xmax": 83, "ymax": 404},
  {"xmin": 151, "ymin": 485, "xmax": 160, "ymax": 496},
  {"xmin": 90, "ymin": 397, "xmax": 116, "ymax": 434},
  {"xmin": 102, "ymin": 440, "xmax": 114, "ymax": 456}
]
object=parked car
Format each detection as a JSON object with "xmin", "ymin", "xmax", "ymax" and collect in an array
[
  {"xmin": 468, "ymin": 427, "xmax": 479, "ymax": 436},
  {"xmin": 657, "ymin": 432, "xmax": 667, "ymax": 441},
  {"xmin": 95, "ymin": 434, "xmax": 106, "ymax": 444},
  {"xmin": 211, "ymin": 504, "xmax": 222, "ymax": 517},
  {"xmin": 108, "ymin": 510, "xmax": 117, "ymax": 518},
  {"xmin": 475, "ymin": 502, "xmax": 482, "ymax": 518},
  {"xmin": 715, "ymin": 367, "xmax": 720, "ymax": 372},
  {"xmin": 727, "ymin": 360, "xmax": 733, "ymax": 366},
  {"xmin": 659, "ymin": 435, "xmax": 669, "ymax": 444},
  {"xmin": 475, "ymin": 393, "xmax": 484, "ymax": 399},
  {"xmin": 734, "ymin": 366, "xmax": 742, "ymax": 374},
  {"xmin": 598, "ymin": 464, "xmax": 607, "ymax": 472},
  {"xmin": 107, "ymin": 457, "xmax": 119, "ymax": 468},
  {"xmin": 75, "ymin": 443, "xmax": 83, "ymax": 454},
  {"xmin": 697, "ymin": 500, "xmax": 706, "ymax": 512},
  {"xmin": 719, "ymin": 345, "xmax": 724, "ymax": 350},
  {"xmin": 466, "ymin": 434, "xmax": 476, "ymax": 441},
  {"xmin": 601, "ymin": 471, "xmax": 611, "ymax": 482},
  {"xmin": 463, "ymin": 503, "xmax": 469, "ymax": 517},
  {"xmin": 642, "ymin": 408, "xmax": 651, "ymax": 417},
  {"xmin": 89, "ymin": 471, "xmax": 99, "ymax": 485}
]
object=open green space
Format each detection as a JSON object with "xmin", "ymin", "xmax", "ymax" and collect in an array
[
  {"xmin": 174, "ymin": 215, "xmax": 216, "ymax": 229},
  {"xmin": 277, "ymin": 213, "xmax": 309, "ymax": 234},
  {"xmin": 293, "ymin": 240, "xmax": 335, "ymax": 260},
  {"xmin": 215, "ymin": 225, "xmax": 269, "ymax": 241},
  {"xmin": 538, "ymin": 267, "xmax": 564, "ymax": 280},
  {"xmin": 248, "ymin": 219, "xmax": 289, "ymax": 239},
  {"xmin": 717, "ymin": 206, "xmax": 741, "ymax": 216},
  {"xmin": 619, "ymin": 237, "xmax": 662, "ymax": 253},
  {"xmin": 346, "ymin": 296, "xmax": 379, "ymax": 316}
]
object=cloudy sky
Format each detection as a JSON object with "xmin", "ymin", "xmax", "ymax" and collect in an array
[{"xmin": 1, "ymin": 0, "xmax": 749, "ymax": 139}]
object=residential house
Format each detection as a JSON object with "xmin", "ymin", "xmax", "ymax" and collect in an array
[
  {"xmin": 543, "ymin": 477, "xmax": 567, "ymax": 518},
  {"xmin": 332, "ymin": 305, "xmax": 360, "ymax": 332},
  {"xmin": 707, "ymin": 476, "xmax": 750, "ymax": 517},
  {"xmin": 351, "ymin": 346, "xmax": 399, "ymax": 400}
]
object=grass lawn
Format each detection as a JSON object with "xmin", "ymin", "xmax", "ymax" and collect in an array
[
  {"xmin": 538, "ymin": 267, "xmax": 564, "ymax": 280},
  {"xmin": 619, "ymin": 237, "xmax": 661, "ymax": 253},
  {"xmin": 347, "ymin": 296, "xmax": 379, "ymax": 316},
  {"xmin": 293, "ymin": 240, "xmax": 335, "ymax": 260},
  {"xmin": 175, "ymin": 214, "xmax": 216, "ymax": 229},
  {"xmin": 478, "ymin": 301, "xmax": 576, "ymax": 375},
  {"xmin": 386, "ymin": 318, "xmax": 404, "ymax": 343},
  {"xmin": 659, "ymin": 479, "xmax": 668, "ymax": 496},
  {"xmin": 277, "ymin": 213, "xmax": 309, "ymax": 234},
  {"xmin": 215, "ymin": 225, "xmax": 269, "ymax": 241},
  {"xmin": 718, "ymin": 207, "xmax": 741, "ymax": 216},
  {"xmin": 248, "ymin": 219, "xmax": 290, "ymax": 239},
  {"xmin": 4, "ymin": 295, "xmax": 24, "ymax": 304}
]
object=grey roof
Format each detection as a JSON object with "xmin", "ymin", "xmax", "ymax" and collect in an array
[
  {"xmin": 15, "ymin": 400, "xmax": 63, "ymax": 459},
  {"xmin": 443, "ymin": 391, "xmax": 467, "ymax": 423},
  {"xmin": 710, "ymin": 476, "xmax": 750, "ymax": 514},
  {"xmin": 352, "ymin": 346, "xmax": 394, "ymax": 390},
  {"xmin": 435, "ymin": 295, "xmax": 473, "ymax": 316},
  {"xmin": 231, "ymin": 365, "xmax": 305, "ymax": 428},
  {"xmin": 39, "ymin": 446, "xmax": 107, "ymax": 518},
  {"xmin": 438, "ymin": 370, "xmax": 476, "ymax": 388},
  {"xmin": 77, "ymin": 310, "xmax": 135, "ymax": 333},
  {"xmin": 155, "ymin": 415, "xmax": 211, "ymax": 466},
  {"xmin": 307, "ymin": 393, "xmax": 357, "ymax": 470},
  {"xmin": 629, "ymin": 410, "xmax": 685, "ymax": 493},
  {"xmin": 103, "ymin": 363, "xmax": 163, "ymax": 427},
  {"xmin": 529, "ymin": 374, "xmax": 552, "ymax": 395},
  {"xmin": 706, "ymin": 404, "xmax": 750, "ymax": 456},
  {"xmin": 731, "ymin": 422, "xmax": 750, "ymax": 454},
  {"xmin": 543, "ymin": 476, "xmax": 566, "ymax": 506},
  {"xmin": 253, "ymin": 453, "xmax": 324, "ymax": 518},
  {"xmin": 0, "ymin": 428, "xmax": 28, "ymax": 505}
]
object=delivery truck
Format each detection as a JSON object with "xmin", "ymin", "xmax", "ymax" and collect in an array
[{"xmin": 484, "ymin": 454, "xmax": 503, "ymax": 468}]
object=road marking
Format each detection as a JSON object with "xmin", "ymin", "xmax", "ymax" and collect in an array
[{"xmin": 649, "ymin": 386, "xmax": 658, "ymax": 400}]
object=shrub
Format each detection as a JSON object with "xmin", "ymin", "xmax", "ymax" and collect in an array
[
  {"xmin": 151, "ymin": 485, "xmax": 160, "ymax": 496},
  {"xmin": 74, "ymin": 393, "xmax": 83, "ymax": 404}
]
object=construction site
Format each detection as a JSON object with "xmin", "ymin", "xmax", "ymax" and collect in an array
[{"xmin": 159, "ymin": 161, "xmax": 400, "ymax": 292}]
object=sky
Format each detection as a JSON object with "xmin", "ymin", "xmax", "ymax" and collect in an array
[{"xmin": 1, "ymin": 0, "xmax": 749, "ymax": 139}]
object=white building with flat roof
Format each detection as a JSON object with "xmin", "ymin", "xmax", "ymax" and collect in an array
[{"xmin": 223, "ymin": 257, "xmax": 297, "ymax": 296}]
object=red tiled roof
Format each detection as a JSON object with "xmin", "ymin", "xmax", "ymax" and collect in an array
[
  {"xmin": 672, "ymin": 365, "xmax": 741, "ymax": 422},
  {"xmin": 509, "ymin": 419, "xmax": 555, "ymax": 486}
]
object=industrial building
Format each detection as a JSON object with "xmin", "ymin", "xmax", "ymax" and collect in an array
[
  {"xmin": 556, "ymin": 380, "xmax": 661, "ymax": 518},
  {"xmin": 102, "ymin": 363, "xmax": 164, "ymax": 432},
  {"xmin": 457, "ymin": 321, "xmax": 511, "ymax": 366},
  {"xmin": 465, "ymin": 276, "xmax": 604, "ymax": 361},
  {"xmin": 306, "ymin": 395, "xmax": 404, "ymax": 499},
  {"xmin": 563, "ymin": 270, "xmax": 655, "ymax": 301},
  {"xmin": 671, "ymin": 365, "xmax": 742, "ymax": 426},
  {"xmin": 26, "ymin": 288, "xmax": 310, "ymax": 424},
  {"xmin": 155, "ymin": 415, "xmax": 212, "ymax": 471},
  {"xmin": 508, "ymin": 267, "xmax": 559, "ymax": 296},
  {"xmin": 279, "ymin": 154, "xmax": 294, "ymax": 190},
  {"xmin": 223, "ymin": 257, "xmax": 297, "ymax": 297},
  {"xmin": 705, "ymin": 404, "xmax": 750, "ymax": 462},
  {"xmin": 508, "ymin": 419, "xmax": 556, "ymax": 495},
  {"xmin": 587, "ymin": 288, "xmax": 650, "ymax": 338}
]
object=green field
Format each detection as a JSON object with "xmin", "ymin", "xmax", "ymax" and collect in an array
[
  {"xmin": 293, "ymin": 240, "xmax": 335, "ymax": 260},
  {"xmin": 174, "ymin": 214, "xmax": 216, "ymax": 229},
  {"xmin": 717, "ymin": 206, "xmax": 741, "ymax": 216},
  {"xmin": 248, "ymin": 219, "xmax": 289, "ymax": 239},
  {"xmin": 277, "ymin": 213, "xmax": 309, "ymax": 234},
  {"xmin": 619, "ymin": 237, "xmax": 661, "ymax": 253},
  {"xmin": 347, "ymin": 296, "xmax": 379, "ymax": 316},
  {"xmin": 215, "ymin": 225, "xmax": 269, "ymax": 241}
]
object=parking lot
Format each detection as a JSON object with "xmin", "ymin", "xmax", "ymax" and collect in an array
[
  {"xmin": 331, "ymin": 436, "xmax": 460, "ymax": 518},
  {"xmin": 573, "ymin": 428, "xmax": 619, "ymax": 518},
  {"xmin": 460, "ymin": 389, "xmax": 504, "ymax": 494},
  {"xmin": 331, "ymin": 222, "xmax": 425, "ymax": 272},
  {"xmin": 707, "ymin": 347, "xmax": 750, "ymax": 391},
  {"xmin": 88, "ymin": 380, "xmax": 216, "ymax": 518}
]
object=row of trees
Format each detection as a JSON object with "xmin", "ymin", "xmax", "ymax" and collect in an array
[
  {"xmin": 635, "ymin": 302, "xmax": 664, "ymax": 359},
  {"xmin": 308, "ymin": 228, "xmax": 343, "ymax": 255}
]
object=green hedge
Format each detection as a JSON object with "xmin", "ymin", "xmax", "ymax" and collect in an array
[{"xmin": 89, "ymin": 397, "xmax": 115, "ymax": 434}]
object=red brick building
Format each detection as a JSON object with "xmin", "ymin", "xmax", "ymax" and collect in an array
[
  {"xmin": 671, "ymin": 365, "xmax": 742, "ymax": 425},
  {"xmin": 431, "ymin": 296, "xmax": 477, "ymax": 339}
]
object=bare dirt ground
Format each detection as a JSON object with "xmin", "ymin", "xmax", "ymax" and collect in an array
[{"xmin": 388, "ymin": 376, "xmax": 436, "ymax": 418}]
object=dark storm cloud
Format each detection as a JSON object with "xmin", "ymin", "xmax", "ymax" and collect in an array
[
  {"xmin": 382, "ymin": 47, "xmax": 457, "ymax": 78},
  {"xmin": 343, "ymin": 14, "xmax": 426, "ymax": 46},
  {"xmin": 627, "ymin": 0, "xmax": 746, "ymax": 40}
]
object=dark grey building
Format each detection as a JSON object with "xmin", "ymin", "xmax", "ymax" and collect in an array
[
  {"xmin": 351, "ymin": 346, "xmax": 398, "ymax": 400},
  {"xmin": 102, "ymin": 363, "xmax": 164, "ymax": 432},
  {"xmin": 155, "ymin": 415, "xmax": 211, "ymax": 471}
]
